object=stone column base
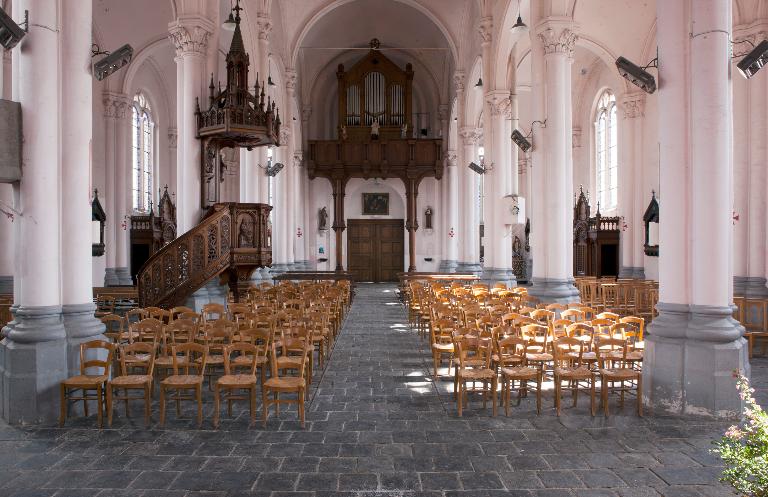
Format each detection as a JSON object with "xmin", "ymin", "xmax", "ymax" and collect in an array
[
  {"xmin": 0, "ymin": 305, "xmax": 67, "ymax": 424},
  {"xmin": 438, "ymin": 260, "xmax": 458, "ymax": 273},
  {"xmin": 63, "ymin": 303, "xmax": 106, "ymax": 377},
  {"xmin": 0, "ymin": 276, "xmax": 12, "ymax": 295},
  {"xmin": 104, "ymin": 267, "xmax": 120, "ymax": 287},
  {"xmin": 479, "ymin": 267, "xmax": 517, "ymax": 287},
  {"xmin": 734, "ymin": 276, "xmax": 768, "ymax": 298},
  {"xmin": 528, "ymin": 277, "xmax": 580, "ymax": 304},
  {"xmin": 455, "ymin": 262, "xmax": 482, "ymax": 273},
  {"xmin": 115, "ymin": 267, "xmax": 133, "ymax": 286},
  {"xmin": 644, "ymin": 303, "xmax": 749, "ymax": 419}
]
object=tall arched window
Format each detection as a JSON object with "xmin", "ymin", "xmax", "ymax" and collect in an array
[
  {"xmin": 595, "ymin": 90, "xmax": 617, "ymax": 211},
  {"xmin": 132, "ymin": 93, "xmax": 154, "ymax": 212}
]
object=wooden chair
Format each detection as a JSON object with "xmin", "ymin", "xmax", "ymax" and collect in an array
[
  {"xmin": 145, "ymin": 307, "xmax": 170, "ymax": 324},
  {"xmin": 213, "ymin": 343, "xmax": 261, "ymax": 428},
  {"xmin": 125, "ymin": 308, "xmax": 148, "ymax": 326},
  {"xmin": 159, "ymin": 343, "xmax": 207, "ymax": 427},
  {"xmin": 170, "ymin": 306, "xmax": 195, "ymax": 321},
  {"xmin": 454, "ymin": 336, "xmax": 497, "ymax": 417},
  {"xmin": 107, "ymin": 342, "xmax": 155, "ymax": 426},
  {"xmin": 100, "ymin": 314, "xmax": 125, "ymax": 343},
  {"xmin": 552, "ymin": 337, "xmax": 596, "ymax": 416},
  {"xmin": 520, "ymin": 324, "xmax": 553, "ymax": 377},
  {"xmin": 561, "ymin": 308, "xmax": 585, "ymax": 323},
  {"xmin": 131, "ymin": 318, "xmax": 164, "ymax": 345},
  {"xmin": 60, "ymin": 340, "xmax": 116, "ymax": 428},
  {"xmin": 202, "ymin": 302, "xmax": 226, "ymax": 323},
  {"xmin": 203, "ymin": 319, "xmax": 236, "ymax": 388},
  {"xmin": 262, "ymin": 341, "xmax": 308, "ymax": 428},
  {"xmin": 498, "ymin": 337, "xmax": 542, "ymax": 415},
  {"xmin": 236, "ymin": 327, "xmax": 272, "ymax": 390},
  {"xmin": 597, "ymin": 311, "xmax": 620, "ymax": 323},
  {"xmin": 598, "ymin": 338, "xmax": 643, "ymax": 417},
  {"xmin": 155, "ymin": 319, "xmax": 196, "ymax": 382},
  {"xmin": 530, "ymin": 309, "xmax": 555, "ymax": 325},
  {"xmin": 430, "ymin": 318, "xmax": 455, "ymax": 379}
]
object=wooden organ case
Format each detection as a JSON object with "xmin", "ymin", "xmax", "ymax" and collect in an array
[
  {"xmin": 573, "ymin": 187, "xmax": 621, "ymax": 277},
  {"xmin": 337, "ymin": 38, "xmax": 413, "ymax": 141}
]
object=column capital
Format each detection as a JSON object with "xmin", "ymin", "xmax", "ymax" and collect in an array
[
  {"xmin": 168, "ymin": 17, "xmax": 214, "ymax": 57},
  {"xmin": 257, "ymin": 12, "xmax": 272, "ymax": 41},
  {"xmin": 478, "ymin": 16, "xmax": 493, "ymax": 46},
  {"xmin": 168, "ymin": 127, "xmax": 178, "ymax": 148},
  {"xmin": 459, "ymin": 126, "xmax": 482, "ymax": 145},
  {"xmin": 445, "ymin": 150, "xmax": 458, "ymax": 167},
  {"xmin": 486, "ymin": 90, "xmax": 511, "ymax": 118},
  {"xmin": 103, "ymin": 91, "xmax": 129, "ymax": 120},
  {"xmin": 453, "ymin": 71, "xmax": 466, "ymax": 92},
  {"xmin": 621, "ymin": 92, "xmax": 645, "ymax": 119},
  {"xmin": 536, "ymin": 19, "xmax": 578, "ymax": 56}
]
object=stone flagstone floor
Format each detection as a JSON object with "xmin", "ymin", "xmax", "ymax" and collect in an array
[{"xmin": 0, "ymin": 283, "xmax": 765, "ymax": 497}]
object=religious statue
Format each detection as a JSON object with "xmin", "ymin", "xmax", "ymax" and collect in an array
[
  {"xmin": 318, "ymin": 207, "xmax": 329, "ymax": 231},
  {"xmin": 424, "ymin": 206, "xmax": 433, "ymax": 230},
  {"xmin": 400, "ymin": 123, "xmax": 408, "ymax": 138},
  {"xmin": 371, "ymin": 118, "xmax": 380, "ymax": 140},
  {"xmin": 238, "ymin": 218, "xmax": 254, "ymax": 247},
  {"xmin": 340, "ymin": 125, "xmax": 347, "ymax": 141}
]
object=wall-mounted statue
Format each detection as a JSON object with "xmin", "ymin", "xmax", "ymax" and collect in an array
[
  {"xmin": 318, "ymin": 207, "xmax": 329, "ymax": 231},
  {"xmin": 424, "ymin": 206, "xmax": 433, "ymax": 230}
]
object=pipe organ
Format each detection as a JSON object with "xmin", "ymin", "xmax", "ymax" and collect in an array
[{"xmin": 337, "ymin": 38, "xmax": 413, "ymax": 141}]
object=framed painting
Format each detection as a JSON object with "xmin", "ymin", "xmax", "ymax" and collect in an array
[{"xmin": 362, "ymin": 193, "xmax": 389, "ymax": 215}]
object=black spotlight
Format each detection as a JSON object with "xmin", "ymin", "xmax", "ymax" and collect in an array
[
  {"xmin": 511, "ymin": 129, "xmax": 531, "ymax": 152},
  {"xmin": 468, "ymin": 162, "xmax": 485, "ymax": 175},
  {"xmin": 266, "ymin": 162, "xmax": 284, "ymax": 177},
  {"xmin": 0, "ymin": 7, "xmax": 26, "ymax": 50},
  {"xmin": 615, "ymin": 56, "xmax": 656, "ymax": 94},
  {"xmin": 737, "ymin": 40, "xmax": 768, "ymax": 79},
  {"xmin": 93, "ymin": 44, "xmax": 134, "ymax": 81}
]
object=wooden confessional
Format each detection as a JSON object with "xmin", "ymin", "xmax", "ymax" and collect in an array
[
  {"xmin": 573, "ymin": 187, "xmax": 621, "ymax": 277},
  {"xmin": 130, "ymin": 187, "xmax": 178, "ymax": 284}
]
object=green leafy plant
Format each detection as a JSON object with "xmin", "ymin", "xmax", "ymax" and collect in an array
[{"xmin": 712, "ymin": 372, "xmax": 768, "ymax": 497}]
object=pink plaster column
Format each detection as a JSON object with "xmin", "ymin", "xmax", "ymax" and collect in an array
[
  {"xmin": 114, "ymin": 95, "xmax": 132, "ymax": 284},
  {"xmin": 0, "ymin": 0, "xmax": 67, "ymax": 424},
  {"xmin": 0, "ymin": 46, "xmax": 12, "ymax": 295},
  {"xmin": 645, "ymin": 0, "xmax": 747, "ymax": 418},
  {"xmin": 620, "ymin": 92, "xmax": 645, "ymax": 279},
  {"xmin": 458, "ymin": 128, "xmax": 481, "ymax": 272},
  {"xmin": 528, "ymin": 19, "xmax": 579, "ymax": 302},
  {"xmin": 169, "ymin": 17, "xmax": 213, "ymax": 234}
]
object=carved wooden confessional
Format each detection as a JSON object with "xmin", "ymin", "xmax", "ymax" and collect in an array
[
  {"xmin": 137, "ymin": 1, "xmax": 274, "ymax": 307},
  {"xmin": 573, "ymin": 187, "xmax": 621, "ymax": 277},
  {"xmin": 337, "ymin": 38, "xmax": 413, "ymax": 141}
]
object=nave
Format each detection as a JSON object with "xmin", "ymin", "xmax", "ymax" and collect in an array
[{"xmin": 0, "ymin": 284, "xmax": 760, "ymax": 496}]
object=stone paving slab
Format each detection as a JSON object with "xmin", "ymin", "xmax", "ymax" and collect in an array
[{"xmin": 0, "ymin": 283, "xmax": 761, "ymax": 496}]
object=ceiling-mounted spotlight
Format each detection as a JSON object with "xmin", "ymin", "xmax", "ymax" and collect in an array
[
  {"xmin": 92, "ymin": 44, "xmax": 133, "ymax": 81},
  {"xmin": 468, "ymin": 161, "xmax": 485, "ymax": 175},
  {"xmin": 510, "ymin": 0, "xmax": 527, "ymax": 33},
  {"xmin": 266, "ymin": 162, "xmax": 284, "ymax": 177},
  {"xmin": 737, "ymin": 39, "xmax": 768, "ymax": 79},
  {"xmin": 615, "ymin": 56, "xmax": 657, "ymax": 94},
  {"xmin": 474, "ymin": 77, "xmax": 483, "ymax": 88},
  {"xmin": 511, "ymin": 129, "xmax": 531, "ymax": 152},
  {"xmin": 0, "ymin": 7, "xmax": 27, "ymax": 50}
]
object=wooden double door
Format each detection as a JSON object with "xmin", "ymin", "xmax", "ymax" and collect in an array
[{"xmin": 347, "ymin": 219, "xmax": 404, "ymax": 282}]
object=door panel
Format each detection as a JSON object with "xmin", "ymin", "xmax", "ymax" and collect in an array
[{"xmin": 347, "ymin": 219, "xmax": 404, "ymax": 282}]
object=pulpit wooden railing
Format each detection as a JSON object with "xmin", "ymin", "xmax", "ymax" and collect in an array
[{"xmin": 137, "ymin": 203, "xmax": 272, "ymax": 308}]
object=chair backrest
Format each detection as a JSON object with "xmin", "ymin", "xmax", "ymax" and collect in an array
[
  {"xmin": 170, "ymin": 306, "xmax": 195, "ymax": 321},
  {"xmin": 145, "ymin": 306, "xmax": 170, "ymax": 324},
  {"xmin": 619, "ymin": 316, "xmax": 645, "ymax": 341},
  {"xmin": 566, "ymin": 322, "xmax": 594, "ymax": 342},
  {"xmin": 597, "ymin": 311, "xmax": 619, "ymax": 322},
  {"xmin": 118, "ymin": 342, "xmax": 155, "ymax": 376},
  {"xmin": 171, "ymin": 343, "xmax": 207, "ymax": 376},
  {"xmin": 224, "ymin": 343, "xmax": 259, "ymax": 375},
  {"xmin": 270, "ymin": 341, "xmax": 307, "ymax": 379},
  {"xmin": 164, "ymin": 318, "xmax": 197, "ymax": 349},
  {"xmin": 79, "ymin": 340, "xmax": 116, "ymax": 376},
  {"xmin": 530, "ymin": 309, "xmax": 555, "ymax": 324},
  {"xmin": 497, "ymin": 336, "xmax": 528, "ymax": 365},
  {"xmin": 578, "ymin": 306, "xmax": 597, "ymax": 320},
  {"xmin": 552, "ymin": 336, "xmax": 584, "ymax": 366},
  {"xmin": 202, "ymin": 303, "xmax": 226, "ymax": 323},
  {"xmin": 100, "ymin": 314, "xmax": 124, "ymax": 337},
  {"xmin": 126, "ymin": 308, "xmax": 148, "ymax": 324},
  {"xmin": 551, "ymin": 319, "xmax": 572, "ymax": 339},
  {"xmin": 561, "ymin": 308, "xmax": 585, "ymax": 323},
  {"xmin": 131, "ymin": 318, "xmax": 164, "ymax": 345},
  {"xmin": 454, "ymin": 335, "xmax": 493, "ymax": 370},
  {"xmin": 598, "ymin": 338, "xmax": 629, "ymax": 367},
  {"xmin": 545, "ymin": 303, "xmax": 567, "ymax": 314},
  {"xmin": 521, "ymin": 323, "xmax": 550, "ymax": 345}
]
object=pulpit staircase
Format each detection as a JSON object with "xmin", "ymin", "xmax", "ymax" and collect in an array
[{"xmin": 137, "ymin": 203, "xmax": 272, "ymax": 308}]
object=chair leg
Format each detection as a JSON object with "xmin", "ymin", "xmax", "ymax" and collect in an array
[
  {"xmin": 491, "ymin": 377, "xmax": 498, "ymax": 417},
  {"xmin": 59, "ymin": 385, "xmax": 67, "ymax": 427},
  {"xmin": 262, "ymin": 387, "xmax": 269, "ymax": 427},
  {"xmin": 249, "ymin": 386, "xmax": 256, "ymax": 425},
  {"xmin": 299, "ymin": 388, "xmax": 305, "ymax": 428},
  {"xmin": 159, "ymin": 386, "xmax": 166, "ymax": 427},
  {"xmin": 555, "ymin": 380, "xmax": 561, "ymax": 416},
  {"xmin": 196, "ymin": 385, "xmax": 203, "ymax": 428},
  {"xmin": 590, "ymin": 379, "xmax": 596, "ymax": 417},
  {"xmin": 536, "ymin": 376, "xmax": 542, "ymax": 415},
  {"xmin": 144, "ymin": 384, "xmax": 151, "ymax": 427},
  {"xmin": 457, "ymin": 381, "xmax": 463, "ymax": 417},
  {"xmin": 602, "ymin": 380, "xmax": 609, "ymax": 417},
  {"xmin": 83, "ymin": 390, "xmax": 89, "ymax": 417},
  {"xmin": 106, "ymin": 386, "xmax": 113, "ymax": 427},
  {"xmin": 97, "ymin": 385, "xmax": 103, "ymax": 429},
  {"xmin": 432, "ymin": 351, "xmax": 439, "ymax": 379},
  {"xmin": 213, "ymin": 384, "xmax": 221, "ymax": 428}
]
